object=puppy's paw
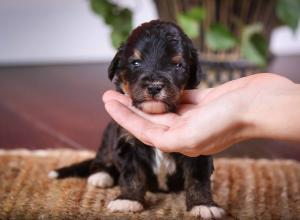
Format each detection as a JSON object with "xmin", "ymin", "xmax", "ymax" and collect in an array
[
  {"xmin": 107, "ymin": 199, "xmax": 143, "ymax": 213},
  {"xmin": 190, "ymin": 205, "xmax": 225, "ymax": 219},
  {"xmin": 87, "ymin": 172, "xmax": 113, "ymax": 188},
  {"xmin": 48, "ymin": 170, "xmax": 58, "ymax": 179}
]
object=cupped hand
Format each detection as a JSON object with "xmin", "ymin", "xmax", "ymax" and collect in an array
[{"xmin": 102, "ymin": 73, "xmax": 295, "ymax": 156}]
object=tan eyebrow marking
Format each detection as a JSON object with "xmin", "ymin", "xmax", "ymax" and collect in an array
[
  {"xmin": 131, "ymin": 49, "xmax": 142, "ymax": 60},
  {"xmin": 171, "ymin": 54, "xmax": 182, "ymax": 63}
]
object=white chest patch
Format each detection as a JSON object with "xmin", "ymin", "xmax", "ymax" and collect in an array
[{"xmin": 152, "ymin": 149, "xmax": 176, "ymax": 191}]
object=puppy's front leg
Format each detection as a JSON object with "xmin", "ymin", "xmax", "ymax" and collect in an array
[
  {"xmin": 108, "ymin": 156, "xmax": 146, "ymax": 213},
  {"xmin": 184, "ymin": 156, "xmax": 225, "ymax": 219}
]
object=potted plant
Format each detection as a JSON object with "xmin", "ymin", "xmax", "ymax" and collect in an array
[
  {"xmin": 91, "ymin": 0, "xmax": 300, "ymax": 87},
  {"xmin": 154, "ymin": 0, "xmax": 300, "ymax": 87}
]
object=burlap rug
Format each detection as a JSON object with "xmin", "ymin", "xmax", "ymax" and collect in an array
[{"xmin": 0, "ymin": 149, "xmax": 299, "ymax": 220}]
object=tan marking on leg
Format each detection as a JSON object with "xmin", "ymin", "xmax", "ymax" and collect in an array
[{"xmin": 171, "ymin": 54, "xmax": 182, "ymax": 64}]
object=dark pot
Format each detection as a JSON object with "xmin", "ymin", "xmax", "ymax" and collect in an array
[{"xmin": 154, "ymin": 0, "xmax": 277, "ymax": 87}]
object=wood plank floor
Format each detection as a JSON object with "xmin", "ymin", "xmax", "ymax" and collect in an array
[
  {"xmin": 0, "ymin": 56, "xmax": 299, "ymax": 160},
  {"xmin": 0, "ymin": 63, "xmax": 113, "ymax": 149}
]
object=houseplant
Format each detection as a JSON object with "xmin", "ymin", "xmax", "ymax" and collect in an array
[
  {"xmin": 154, "ymin": 0, "xmax": 300, "ymax": 87},
  {"xmin": 91, "ymin": 0, "xmax": 300, "ymax": 87}
]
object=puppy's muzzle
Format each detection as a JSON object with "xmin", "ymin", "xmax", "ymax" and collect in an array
[{"xmin": 147, "ymin": 83, "xmax": 165, "ymax": 96}]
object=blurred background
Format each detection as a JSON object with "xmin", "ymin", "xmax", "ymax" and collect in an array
[{"xmin": 0, "ymin": 0, "xmax": 299, "ymax": 160}]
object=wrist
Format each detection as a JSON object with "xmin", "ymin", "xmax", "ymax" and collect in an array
[
  {"xmin": 241, "ymin": 82, "xmax": 300, "ymax": 142},
  {"xmin": 234, "ymin": 106, "xmax": 257, "ymax": 144}
]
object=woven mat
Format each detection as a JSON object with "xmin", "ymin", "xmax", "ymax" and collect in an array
[{"xmin": 0, "ymin": 149, "xmax": 299, "ymax": 220}]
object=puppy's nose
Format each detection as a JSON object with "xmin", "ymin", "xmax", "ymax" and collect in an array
[{"xmin": 147, "ymin": 84, "xmax": 164, "ymax": 96}]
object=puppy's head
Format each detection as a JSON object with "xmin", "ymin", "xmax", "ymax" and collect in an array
[{"xmin": 108, "ymin": 20, "xmax": 202, "ymax": 114}]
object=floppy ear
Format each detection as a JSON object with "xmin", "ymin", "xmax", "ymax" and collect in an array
[
  {"xmin": 185, "ymin": 40, "xmax": 202, "ymax": 89},
  {"xmin": 108, "ymin": 45, "xmax": 124, "ymax": 81}
]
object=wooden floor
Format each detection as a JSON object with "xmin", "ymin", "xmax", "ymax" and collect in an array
[{"xmin": 0, "ymin": 56, "xmax": 300, "ymax": 160}]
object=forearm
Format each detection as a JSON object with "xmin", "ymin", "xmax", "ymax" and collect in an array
[{"xmin": 243, "ymin": 82, "xmax": 300, "ymax": 142}]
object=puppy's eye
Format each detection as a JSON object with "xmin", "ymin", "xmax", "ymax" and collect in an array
[
  {"xmin": 131, "ymin": 60, "xmax": 141, "ymax": 67},
  {"xmin": 175, "ymin": 63, "xmax": 183, "ymax": 70}
]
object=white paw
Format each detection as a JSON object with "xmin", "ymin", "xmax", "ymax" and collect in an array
[
  {"xmin": 48, "ymin": 170, "xmax": 58, "ymax": 179},
  {"xmin": 107, "ymin": 199, "xmax": 143, "ymax": 213},
  {"xmin": 190, "ymin": 205, "xmax": 225, "ymax": 219},
  {"xmin": 87, "ymin": 172, "xmax": 114, "ymax": 188}
]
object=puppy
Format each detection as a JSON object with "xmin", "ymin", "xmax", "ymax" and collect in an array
[{"xmin": 49, "ymin": 20, "xmax": 225, "ymax": 219}]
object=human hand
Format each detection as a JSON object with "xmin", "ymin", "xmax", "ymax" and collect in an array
[{"xmin": 103, "ymin": 73, "xmax": 298, "ymax": 156}]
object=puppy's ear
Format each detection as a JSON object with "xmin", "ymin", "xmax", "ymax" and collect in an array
[
  {"xmin": 185, "ymin": 40, "xmax": 202, "ymax": 89},
  {"xmin": 108, "ymin": 45, "xmax": 124, "ymax": 81}
]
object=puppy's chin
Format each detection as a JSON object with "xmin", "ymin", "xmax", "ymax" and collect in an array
[{"xmin": 138, "ymin": 101, "xmax": 168, "ymax": 114}]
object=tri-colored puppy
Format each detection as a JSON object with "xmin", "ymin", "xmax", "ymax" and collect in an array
[{"xmin": 49, "ymin": 20, "xmax": 225, "ymax": 219}]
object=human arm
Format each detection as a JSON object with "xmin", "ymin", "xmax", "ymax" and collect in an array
[{"xmin": 102, "ymin": 73, "xmax": 300, "ymax": 157}]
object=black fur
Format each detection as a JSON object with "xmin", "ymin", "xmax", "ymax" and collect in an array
[{"xmin": 53, "ymin": 20, "xmax": 220, "ymax": 212}]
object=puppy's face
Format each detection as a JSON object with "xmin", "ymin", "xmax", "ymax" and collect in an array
[{"xmin": 108, "ymin": 20, "xmax": 202, "ymax": 113}]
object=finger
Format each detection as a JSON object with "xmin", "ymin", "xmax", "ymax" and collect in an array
[
  {"xmin": 180, "ymin": 89, "xmax": 212, "ymax": 104},
  {"xmin": 102, "ymin": 90, "xmax": 132, "ymax": 107},
  {"xmin": 137, "ymin": 111, "xmax": 179, "ymax": 127},
  {"xmin": 103, "ymin": 90, "xmax": 179, "ymax": 126},
  {"xmin": 104, "ymin": 100, "xmax": 170, "ymax": 146},
  {"xmin": 194, "ymin": 76, "xmax": 253, "ymax": 103}
]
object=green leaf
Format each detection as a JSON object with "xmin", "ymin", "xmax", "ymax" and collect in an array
[
  {"xmin": 176, "ymin": 7, "xmax": 206, "ymax": 39},
  {"xmin": 242, "ymin": 23, "xmax": 263, "ymax": 37},
  {"xmin": 241, "ymin": 24, "xmax": 268, "ymax": 66},
  {"xmin": 185, "ymin": 7, "xmax": 206, "ymax": 21},
  {"xmin": 110, "ymin": 9, "xmax": 132, "ymax": 32},
  {"xmin": 205, "ymin": 23, "xmax": 237, "ymax": 51},
  {"xmin": 177, "ymin": 14, "xmax": 200, "ymax": 39},
  {"xmin": 276, "ymin": 0, "xmax": 300, "ymax": 31},
  {"xmin": 90, "ymin": 0, "xmax": 133, "ymax": 49},
  {"xmin": 241, "ymin": 34, "xmax": 268, "ymax": 66},
  {"xmin": 91, "ymin": 0, "xmax": 111, "ymax": 17},
  {"xmin": 111, "ymin": 29, "xmax": 124, "ymax": 48}
]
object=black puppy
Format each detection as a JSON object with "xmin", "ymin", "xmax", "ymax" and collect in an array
[{"xmin": 49, "ymin": 20, "xmax": 224, "ymax": 219}]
